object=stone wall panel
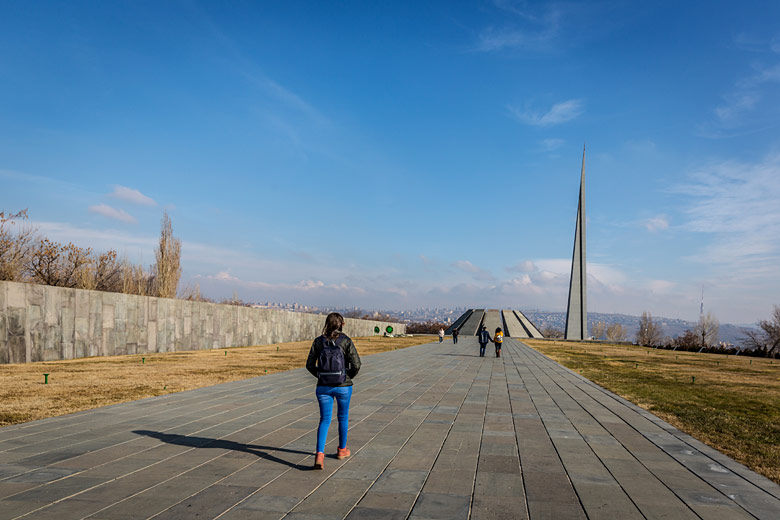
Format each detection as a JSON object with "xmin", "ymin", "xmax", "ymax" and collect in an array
[{"xmin": 0, "ymin": 280, "xmax": 405, "ymax": 363}]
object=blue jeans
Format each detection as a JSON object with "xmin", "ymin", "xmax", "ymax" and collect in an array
[{"xmin": 315, "ymin": 385, "xmax": 352, "ymax": 453}]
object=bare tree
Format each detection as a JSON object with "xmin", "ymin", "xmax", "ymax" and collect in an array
[
  {"xmin": 694, "ymin": 311, "xmax": 719, "ymax": 347},
  {"xmin": 636, "ymin": 312, "xmax": 663, "ymax": 346},
  {"xmin": 742, "ymin": 305, "xmax": 780, "ymax": 356},
  {"xmin": 121, "ymin": 261, "xmax": 154, "ymax": 296},
  {"xmin": 28, "ymin": 238, "xmax": 92, "ymax": 287},
  {"xmin": 673, "ymin": 330, "xmax": 699, "ymax": 349},
  {"xmin": 152, "ymin": 212, "xmax": 181, "ymax": 298},
  {"xmin": 179, "ymin": 283, "xmax": 213, "ymax": 302},
  {"xmin": 0, "ymin": 209, "xmax": 35, "ymax": 281},
  {"xmin": 541, "ymin": 326, "xmax": 564, "ymax": 339},
  {"xmin": 605, "ymin": 323, "xmax": 627, "ymax": 342},
  {"xmin": 590, "ymin": 321, "xmax": 606, "ymax": 340},
  {"xmin": 76, "ymin": 250, "xmax": 123, "ymax": 291},
  {"xmin": 407, "ymin": 321, "xmax": 449, "ymax": 334}
]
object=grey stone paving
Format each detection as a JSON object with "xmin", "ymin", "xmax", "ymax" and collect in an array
[{"xmin": 1, "ymin": 338, "xmax": 779, "ymax": 519}]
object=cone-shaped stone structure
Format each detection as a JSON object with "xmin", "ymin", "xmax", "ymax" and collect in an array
[{"xmin": 565, "ymin": 146, "xmax": 588, "ymax": 340}]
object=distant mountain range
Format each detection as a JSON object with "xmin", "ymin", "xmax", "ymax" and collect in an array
[{"xmin": 523, "ymin": 311, "xmax": 755, "ymax": 346}]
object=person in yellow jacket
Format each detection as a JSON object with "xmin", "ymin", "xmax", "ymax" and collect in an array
[{"xmin": 493, "ymin": 327, "xmax": 504, "ymax": 358}]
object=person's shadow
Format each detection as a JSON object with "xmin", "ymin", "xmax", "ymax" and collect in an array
[{"xmin": 133, "ymin": 430, "xmax": 313, "ymax": 470}]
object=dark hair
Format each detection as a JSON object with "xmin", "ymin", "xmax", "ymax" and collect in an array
[
  {"xmin": 495, "ymin": 327, "xmax": 502, "ymax": 333},
  {"xmin": 323, "ymin": 312, "xmax": 345, "ymax": 340}
]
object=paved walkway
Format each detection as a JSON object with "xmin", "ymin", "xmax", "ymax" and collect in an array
[{"xmin": 1, "ymin": 338, "xmax": 779, "ymax": 519}]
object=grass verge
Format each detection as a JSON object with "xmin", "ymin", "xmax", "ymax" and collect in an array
[
  {"xmin": 525, "ymin": 339, "xmax": 780, "ymax": 485},
  {"xmin": 0, "ymin": 335, "xmax": 434, "ymax": 427}
]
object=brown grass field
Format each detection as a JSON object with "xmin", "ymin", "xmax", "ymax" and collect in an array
[
  {"xmin": 525, "ymin": 338, "xmax": 780, "ymax": 485},
  {"xmin": 0, "ymin": 335, "xmax": 434, "ymax": 427}
]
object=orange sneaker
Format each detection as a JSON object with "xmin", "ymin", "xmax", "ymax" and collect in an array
[
  {"xmin": 313, "ymin": 452, "xmax": 325, "ymax": 470},
  {"xmin": 336, "ymin": 447, "xmax": 351, "ymax": 460}
]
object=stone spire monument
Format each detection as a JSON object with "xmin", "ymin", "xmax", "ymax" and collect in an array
[{"xmin": 565, "ymin": 146, "xmax": 588, "ymax": 340}]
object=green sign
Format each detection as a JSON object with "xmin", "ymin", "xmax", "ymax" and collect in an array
[
  {"xmin": 386, "ymin": 325, "xmax": 393, "ymax": 334},
  {"xmin": 374, "ymin": 326, "xmax": 380, "ymax": 333}
]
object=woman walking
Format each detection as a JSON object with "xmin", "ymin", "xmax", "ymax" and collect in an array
[
  {"xmin": 306, "ymin": 312, "xmax": 361, "ymax": 470},
  {"xmin": 493, "ymin": 327, "xmax": 504, "ymax": 358}
]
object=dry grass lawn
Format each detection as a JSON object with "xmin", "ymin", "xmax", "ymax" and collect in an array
[
  {"xmin": 0, "ymin": 335, "xmax": 434, "ymax": 427},
  {"xmin": 525, "ymin": 338, "xmax": 780, "ymax": 485}
]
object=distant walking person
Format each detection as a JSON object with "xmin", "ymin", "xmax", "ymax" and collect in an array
[
  {"xmin": 306, "ymin": 313, "xmax": 361, "ymax": 470},
  {"xmin": 438, "ymin": 328, "xmax": 445, "ymax": 343},
  {"xmin": 452, "ymin": 328, "xmax": 459, "ymax": 344},
  {"xmin": 494, "ymin": 327, "xmax": 504, "ymax": 358},
  {"xmin": 478, "ymin": 325, "xmax": 492, "ymax": 357}
]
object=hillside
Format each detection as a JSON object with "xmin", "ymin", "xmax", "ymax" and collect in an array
[{"xmin": 524, "ymin": 311, "xmax": 753, "ymax": 345}]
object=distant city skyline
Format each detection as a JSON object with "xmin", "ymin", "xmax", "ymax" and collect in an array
[{"xmin": 3, "ymin": 1, "xmax": 780, "ymax": 324}]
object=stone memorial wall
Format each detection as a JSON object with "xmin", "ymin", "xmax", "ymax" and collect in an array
[{"xmin": 0, "ymin": 280, "xmax": 405, "ymax": 364}]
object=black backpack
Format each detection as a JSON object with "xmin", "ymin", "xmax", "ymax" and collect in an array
[
  {"xmin": 479, "ymin": 329, "xmax": 490, "ymax": 344},
  {"xmin": 317, "ymin": 336, "xmax": 347, "ymax": 386}
]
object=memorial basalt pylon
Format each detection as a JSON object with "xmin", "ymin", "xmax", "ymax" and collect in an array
[{"xmin": 565, "ymin": 146, "xmax": 588, "ymax": 340}]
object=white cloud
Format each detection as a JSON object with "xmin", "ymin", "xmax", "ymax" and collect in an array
[
  {"xmin": 507, "ymin": 260, "xmax": 538, "ymax": 273},
  {"xmin": 109, "ymin": 185, "xmax": 157, "ymax": 206},
  {"xmin": 212, "ymin": 271, "xmax": 239, "ymax": 282},
  {"xmin": 453, "ymin": 260, "xmax": 495, "ymax": 281},
  {"xmin": 474, "ymin": 2, "xmax": 562, "ymax": 52},
  {"xmin": 476, "ymin": 27, "xmax": 554, "ymax": 52},
  {"xmin": 509, "ymin": 99, "xmax": 584, "ymax": 126},
  {"xmin": 675, "ymin": 152, "xmax": 780, "ymax": 278},
  {"xmin": 541, "ymin": 138, "xmax": 565, "ymax": 152},
  {"xmin": 32, "ymin": 220, "xmax": 154, "ymax": 250},
  {"xmin": 714, "ymin": 93, "xmax": 759, "ymax": 125},
  {"xmin": 648, "ymin": 280, "xmax": 677, "ymax": 294},
  {"xmin": 88, "ymin": 204, "xmax": 137, "ymax": 224},
  {"xmin": 204, "ymin": 272, "xmax": 367, "ymax": 296},
  {"xmin": 109, "ymin": 186, "xmax": 157, "ymax": 206},
  {"xmin": 702, "ymin": 49, "xmax": 780, "ymax": 136},
  {"xmin": 453, "ymin": 260, "xmax": 480, "ymax": 273},
  {"xmin": 643, "ymin": 215, "xmax": 669, "ymax": 232}
]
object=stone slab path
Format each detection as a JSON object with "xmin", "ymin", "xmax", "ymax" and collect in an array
[{"xmin": 1, "ymin": 338, "xmax": 778, "ymax": 519}]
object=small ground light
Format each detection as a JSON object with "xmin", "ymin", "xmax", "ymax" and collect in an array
[
  {"xmin": 142, "ymin": 357, "xmax": 145, "ymax": 364},
  {"xmin": 692, "ymin": 376, "xmax": 696, "ymax": 384},
  {"xmin": 43, "ymin": 373, "xmax": 49, "ymax": 384},
  {"xmin": 635, "ymin": 363, "xmax": 638, "ymax": 368},
  {"xmin": 277, "ymin": 346, "xmax": 279, "ymax": 351},
  {"xmin": 225, "ymin": 351, "xmax": 227, "ymax": 356}
]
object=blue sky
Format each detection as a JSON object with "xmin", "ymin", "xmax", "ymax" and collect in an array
[{"xmin": 2, "ymin": 1, "xmax": 780, "ymax": 324}]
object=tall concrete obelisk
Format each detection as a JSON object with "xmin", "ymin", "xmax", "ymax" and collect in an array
[{"xmin": 565, "ymin": 146, "xmax": 588, "ymax": 340}]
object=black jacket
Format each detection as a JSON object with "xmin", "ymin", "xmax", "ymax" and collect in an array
[{"xmin": 306, "ymin": 333, "xmax": 361, "ymax": 387}]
